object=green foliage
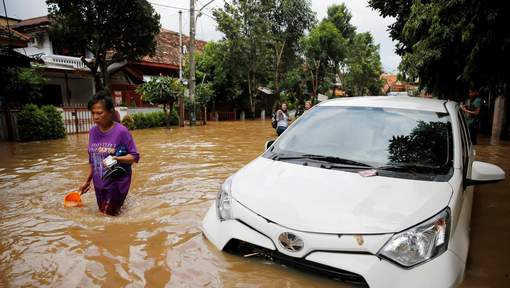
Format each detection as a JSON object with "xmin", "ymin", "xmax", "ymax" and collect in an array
[
  {"xmin": 17, "ymin": 104, "xmax": 65, "ymax": 141},
  {"xmin": 136, "ymin": 77, "xmax": 184, "ymax": 126},
  {"xmin": 213, "ymin": 0, "xmax": 274, "ymax": 114},
  {"xmin": 369, "ymin": 0, "xmax": 510, "ymax": 99},
  {"xmin": 121, "ymin": 114, "xmax": 135, "ymax": 130},
  {"xmin": 301, "ymin": 20, "xmax": 346, "ymax": 97},
  {"xmin": 0, "ymin": 66, "xmax": 46, "ymax": 106},
  {"xmin": 265, "ymin": 0, "xmax": 316, "ymax": 97},
  {"xmin": 194, "ymin": 41, "xmax": 244, "ymax": 106},
  {"xmin": 196, "ymin": 83, "xmax": 214, "ymax": 107},
  {"xmin": 124, "ymin": 110, "xmax": 178, "ymax": 130},
  {"xmin": 47, "ymin": 0, "xmax": 160, "ymax": 91},
  {"xmin": 343, "ymin": 32, "xmax": 383, "ymax": 96},
  {"xmin": 326, "ymin": 3, "xmax": 356, "ymax": 40},
  {"xmin": 40, "ymin": 105, "xmax": 66, "ymax": 139},
  {"xmin": 302, "ymin": 21, "xmax": 345, "ymax": 69}
]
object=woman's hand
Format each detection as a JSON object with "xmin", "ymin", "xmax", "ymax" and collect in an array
[{"xmin": 79, "ymin": 181, "xmax": 91, "ymax": 194}]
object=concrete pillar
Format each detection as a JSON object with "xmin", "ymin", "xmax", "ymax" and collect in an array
[{"xmin": 491, "ymin": 95, "xmax": 505, "ymax": 145}]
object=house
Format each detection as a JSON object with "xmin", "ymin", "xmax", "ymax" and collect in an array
[
  {"xmin": 110, "ymin": 28, "xmax": 207, "ymax": 107},
  {"xmin": 12, "ymin": 16, "xmax": 96, "ymax": 107},
  {"xmin": 381, "ymin": 73, "xmax": 416, "ymax": 95},
  {"xmin": 11, "ymin": 16, "xmax": 207, "ymax": 109}
]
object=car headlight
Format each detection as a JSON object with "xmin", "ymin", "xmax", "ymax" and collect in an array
[
  {"xmin": 216, "ymin": 177, "xmax": 233, "ymax": 221},
  {"xmin": 379, "ymin": 208, "xmax": 450, "ymax": 268}
]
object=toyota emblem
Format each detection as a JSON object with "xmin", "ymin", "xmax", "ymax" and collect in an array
[{"xmin": 278, "ymin": 232, "xmax": 304, "ymax": 252}]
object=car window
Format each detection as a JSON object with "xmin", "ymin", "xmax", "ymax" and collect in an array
[{"xmin": 271, "ymin": 106, "xmax": 454, "ymax": 175}]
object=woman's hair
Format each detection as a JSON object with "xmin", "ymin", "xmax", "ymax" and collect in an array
[{"xmin": 88, "ymin": 90, "xmax": 114, "ymax": 111}]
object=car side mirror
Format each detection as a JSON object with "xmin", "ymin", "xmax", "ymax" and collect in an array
[
  {"xmin": 265, "ymin": 140, "xmax": 275, "ymax": 151},
  {"xmin": 465, "ymin": 161, "xmax": 505, "ymax": 186}
]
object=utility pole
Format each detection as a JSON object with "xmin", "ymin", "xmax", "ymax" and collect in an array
[
  {"xmin": 179, "ymin": 10, "xmax": 183, "ymax": 81},
  {"xmin": 189, "ymin": 0, "xmax": 214, "ymax": 126},
  {"xmin": 189, "ymin": 0, "xmax": 196, "ymax": 125},
  {"xmin": 178, "ymin": 10, "xmax": 185, "ymax": 127}
]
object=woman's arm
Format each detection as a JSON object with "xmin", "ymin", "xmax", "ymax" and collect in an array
[
  {"xmin": 461, "ymin": 105, "xmax": 480, "ymax": 116},
  {"xmin": 79, "ymin": 164, "xmax": 93, "ymax": 194},
  {"xmin": 115, "ymin": 154, "xmax": 138, "ymax": 164}
]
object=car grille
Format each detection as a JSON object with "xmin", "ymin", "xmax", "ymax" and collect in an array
[{"xmin": 224, "ymin": 239, "xmax": 369, "ymax": 287}]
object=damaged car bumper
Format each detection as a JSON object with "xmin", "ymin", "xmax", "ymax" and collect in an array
[{"xmin": 202, "ymin": 199, "xmax": 465, "ymax": 288}]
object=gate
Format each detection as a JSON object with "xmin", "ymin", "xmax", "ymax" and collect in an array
[{"xmin": 62, "ymin": 106, "xmax": 93, "ymax": 134}]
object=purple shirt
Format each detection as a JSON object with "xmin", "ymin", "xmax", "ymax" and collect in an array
[{"xmin": 88, "ymin": 123, "xmax": 139, "ymax": 195}]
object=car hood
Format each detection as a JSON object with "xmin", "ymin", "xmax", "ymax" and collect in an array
[{"xmin": 231, "ymin": 157, "xmax": 452, "ymax": 234}]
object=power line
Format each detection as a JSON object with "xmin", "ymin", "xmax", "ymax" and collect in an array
[{"xmin": 149, "ymin": 1, "xmax": 191, "ymax": 11}]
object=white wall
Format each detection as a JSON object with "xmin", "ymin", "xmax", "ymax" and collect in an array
[
  {"xmin": 15, "ymin": 31, "xmax": 52, "ymax": 57},
  {"xmin": 44, "ymin": 75, "xmax": 94, "ymax": 106}
]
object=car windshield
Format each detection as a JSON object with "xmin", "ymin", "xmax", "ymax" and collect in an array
[{"xmin": 269, "ymin": 106, "xmax": 453, "ymax": 174}]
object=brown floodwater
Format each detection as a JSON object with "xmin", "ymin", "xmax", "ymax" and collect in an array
[
  {"xmin": 0, "ymin": 121, "xmax": 508, "ymax": 287},
  {"xmin": 0, "ymin": 121, "xmax": 344, "ymax": 287}
]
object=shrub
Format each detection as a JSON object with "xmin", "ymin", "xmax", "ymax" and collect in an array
[
  {"xmin": 18, "ymin": 104, "xmax": 47, "ymax": 141},
  {"xmin": 131, "ymin": 113, "xmax": 148, "ymax": 129},
  {"xmin": 169, "ymin": 109, "xmax": 179, "ymax": 125},
  {"xmin": 17, "ymin": 104, "xmax": 65, "ymax": 141},
  {"xmin": 127, "ymin": 110, "xmax": 178, "ymax": 130},
  {"xmin": 41, "ymin": 105, "xmax": 66, "ymax": 139},
  {"xmin": 121, "ymin": 114, "xmax": 135, "ymax": 130}
]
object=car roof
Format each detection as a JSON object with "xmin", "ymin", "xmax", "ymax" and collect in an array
[{"xmin": 318, "ymin": 96, "xmax": 450, "ymax": 113}]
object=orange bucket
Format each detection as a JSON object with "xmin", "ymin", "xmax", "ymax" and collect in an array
[{"xmin": 64, "ymin": 192, "xmax": 83, "ymax": 207}]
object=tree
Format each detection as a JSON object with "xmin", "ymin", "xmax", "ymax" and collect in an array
[
  {"xmin": 301, "ymin": 20, "xmax": 346, "ymax": 100},
  {"xmin": 368, "ymin": 0, "xmax": 510, "ymax": 100},
  {"xmin": 326, "ymin": 3, "xmax": 356, "ymax": 41},
  {"xmin": 136, "ymin": 77, "xmax": 184, "ymax": 126},
  {"xmin": 265, "ymin": 0, "xmax": 315, "ymax": 99},
  {"xmin": 343, "ymin": 32, "xmax": 383, "ymax": 96},
  {"xmin": 0, "ymin": 66, "xmax": 46, "ymax": 107},
  {"xmin": 192, "ymin": 41, "xmax": 241, "ymax": 109},
  {"xmin": 214, "ymin": 0, "xmax": 273, "ymax": 118},
  {"xmin": 47, "ymin": 0, "xmax": 160, "ymax": 91}
]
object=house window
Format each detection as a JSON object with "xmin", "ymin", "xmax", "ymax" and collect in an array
[{"xmin": 51, "ymin": 38, "xmax": 85, "ymax": 57}]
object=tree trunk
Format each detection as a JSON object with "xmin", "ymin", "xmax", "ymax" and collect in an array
[
  {"xmin": 247, "ymin": 74, "xmax": 256, "ymax": 120},
  {"xmin": 93, "ymin": 73, "xmax": 102, "ymax": 92},
  {"xmin": 99, "ymin": 59, "xmax": 110, "ymax": 92},
  {"xmin": 274, "ymin": 42, "xmax": 285, "ymax": 100}
]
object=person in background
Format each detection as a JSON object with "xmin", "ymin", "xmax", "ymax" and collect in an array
[
  {"xmin": 304, "ymin": 100, "xmax": 312, "ymax": 111},
  {"xmin": 276, "ymin": 102, "xmax": 290, "ymax": 136},
  {"xmin": 79, "ymin": 91, "xmax": 140, "ymax": 215},
  {"xmin": 461, "ymin": 88, "xmax": 481, "ymax": 145}
]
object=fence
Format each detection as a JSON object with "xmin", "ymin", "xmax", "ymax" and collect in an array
[
  {"xmin": 62, "ymin": 106, "xmax": 93, "ymax": 134},
  {"xmin": 210, "ymin": 111, "xmax": 237, "ymax": 121},
  {"xmin": 0, "ymin": 109, "xmax": 20, "ymax": 141}
]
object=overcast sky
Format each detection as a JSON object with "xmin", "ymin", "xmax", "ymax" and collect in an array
[{"xmin": 2, "ymin": 0, "xmax": 400, "ymax": 72}]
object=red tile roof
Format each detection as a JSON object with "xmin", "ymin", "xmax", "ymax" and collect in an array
[
  {"xmin": 142, "ymin": 28, "xmax": 207, "ymax": 67},
  {"xmin": 0, "ymin": 25, "xmax": 31, "ymax": 47},
  {"xmin": 13, "ymin": 16, "xmax": 207, "ymax": 67},
  {"xmin": 12, "ymin": 16, "xmax": 50, "ymax": 29}
]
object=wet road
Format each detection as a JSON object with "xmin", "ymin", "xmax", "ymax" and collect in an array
[{"xmin": 0, "ymin": 121, "xmax": 508, "ymax": 287}]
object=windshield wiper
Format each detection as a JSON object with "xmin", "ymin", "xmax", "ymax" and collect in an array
[
  {"xmin": 375, "ymin": 163, "xmax": 441, "ymax": 174},
  {"xmin": 272, "ymin": 153, "xmax": 372, "ymax": 168}
]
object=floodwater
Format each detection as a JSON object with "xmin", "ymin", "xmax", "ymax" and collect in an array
[
  {"xmin": 0, "ymin": 121, "xmax": 342, "ymax": 287},
  {"xmin": 0, "ymin": 121, "xmax": 508, "ymax": 287}
]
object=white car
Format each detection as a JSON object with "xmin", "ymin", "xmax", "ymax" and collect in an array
[{"xmin": 202, "ymin": 96, "xmax": 505, "ymax": 287}]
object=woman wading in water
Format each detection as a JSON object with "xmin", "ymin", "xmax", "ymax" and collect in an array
[{"xmin": 79, "ymin": 91, "xmax": 140, "ymax": 215}]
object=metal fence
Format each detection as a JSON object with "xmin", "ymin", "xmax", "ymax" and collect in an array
[
  {"xmin": 210, "ymin": 111, "xmax": 237, "ymax": 121},
  {"xmin": 62, "ymin": 106, "xmax": 93, "ymax": 134}
]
